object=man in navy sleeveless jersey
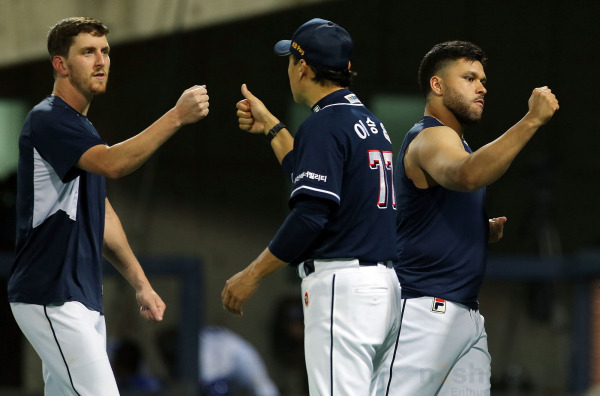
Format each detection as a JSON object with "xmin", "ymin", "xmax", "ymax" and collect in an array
[
  {"xmin": 221, "ymin": 18, "xmax": 402, "ymax": 395},
  {"xmin": 8, "ymin": 17, "xmax": 209, "ymax": 395},
  {"xmin": 377, "ymin": 41, "xmax": 559, "ymax": 395}
]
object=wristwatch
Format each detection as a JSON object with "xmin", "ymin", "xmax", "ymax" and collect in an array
[{"xmin": 266, "ymin": 122, "xmax": 286, "ymax": 143}]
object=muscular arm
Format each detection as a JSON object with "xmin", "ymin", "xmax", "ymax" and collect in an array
[
  {"xmin": 78, "ymin": 86, "xmax": 209, "ymax": 178},
  {"xmin": 411, "ymin": 87, "xmax": 559, "ymax": 191},
  {"xmin": 412, "ymin": 118, "xmax": 540, "ymax": 191},
  {"xmin": 103, "ymin": 198, "xmax": 165, "ymax": 321}
]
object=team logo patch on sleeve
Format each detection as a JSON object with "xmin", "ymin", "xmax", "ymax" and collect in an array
[
  {"xmin": 431, "ymin": 297, "xmax": 446, "ymax": 313},
  {"xmin": 344, "ymin": 94, "xmax": 362, "ymax": 104}
]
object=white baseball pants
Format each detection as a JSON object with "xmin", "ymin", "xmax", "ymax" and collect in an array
[
  {"xmin": 11, "ymin": 301, "xmax": 120, "ymax": 396},
  {"xmin": 300, "ymin": 259, "xmax": 402, "ymax": 396},
  {"xmin": 377, "ymin": 297, "xmax": 491, "ymax": 396}
]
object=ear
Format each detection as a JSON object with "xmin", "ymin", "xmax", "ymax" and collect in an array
[
  {"xmin": 430, "ymin": 75, "xmax": 443, "ymax": 96},
  {"xmin": 52, "ymin": 55, "xmax": 68, "ymax": 77},
  {"xmin": 298, "ymin": 59, "xmax": 310, "ymax": 80}
]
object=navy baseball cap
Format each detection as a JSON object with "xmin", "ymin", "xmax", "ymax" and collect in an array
[{"xmin": 273, "ymin": 18, "xmax": 353, "ymax": 70}]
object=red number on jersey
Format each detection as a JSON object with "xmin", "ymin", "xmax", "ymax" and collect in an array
[{"xmin": 368, "ymin": 150, "xmax": 396, "ymax": 209}]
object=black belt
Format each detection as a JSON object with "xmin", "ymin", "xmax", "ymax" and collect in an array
[{"xmin": 301, "ymin": 259, "xmax": 380, "ymax": 276}]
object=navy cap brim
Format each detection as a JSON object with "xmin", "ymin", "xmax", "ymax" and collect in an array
[{"xmin": 274, "ymin": 39, "xmax": 292, "ymax": 56}]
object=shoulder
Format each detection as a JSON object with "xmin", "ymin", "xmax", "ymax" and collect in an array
[
  {"xmin": 406, "ymin": 126, "xmax": 464, "ymax": 167},
  {"xmin": 30, "ymin": 102, "xmax": 84, "ymax": 135},
  {"xmin": 307, "ymin": 102, "xmax": 371, "ymax": 130},
  {"xmin": 297, "ymin": 112, "xmax": 337, "ymax": 140},
  {"xmin": 30, "ymin": 98, "xmax": 74, "ymax": 125},
  {"xmin": 413, "ymin": 125, "xmax": 462, "ymax": 147}
]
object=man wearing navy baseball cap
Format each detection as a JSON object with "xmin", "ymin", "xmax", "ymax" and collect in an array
[
  {"xmin": 223, "ymin": 18, "xmax": 402, "ymax": 395},
  {"xmin": 273, "ymin": 18, "xmax": 353, "ymax": 70}
]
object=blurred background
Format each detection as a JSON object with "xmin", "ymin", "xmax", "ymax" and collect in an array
[{"xmin": 0, "ymin": 0, "xmax": 598, "ymax": 395}]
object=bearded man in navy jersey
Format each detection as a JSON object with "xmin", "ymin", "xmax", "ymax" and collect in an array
[{"xmin": 378, "ymin": 41, "xmax": 559, "ymax": 396}]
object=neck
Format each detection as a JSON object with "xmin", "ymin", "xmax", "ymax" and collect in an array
[
  {"xmin": 304, "ymin": 84, "xmax": 346, "ymax": 108},
  {"xmin": 424, "ymin": 99, "xmax": 463, "ymax": 138},
  {"xmin": 52, "ymin": 79, "xmax": 92, "ymax": 115}
]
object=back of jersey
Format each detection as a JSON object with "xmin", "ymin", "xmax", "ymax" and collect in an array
[{"xmin": 288, "ymin": 89, "xmax": 397, "ymax": 264}]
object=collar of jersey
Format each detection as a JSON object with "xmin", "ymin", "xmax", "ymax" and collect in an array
[
  {"xmin": 311, "ymin": 88, "xmax": 355, "ymax": 113},
  {"xmin": 47, "ymin": 95, "xmax": 87, "ymax": 118}
]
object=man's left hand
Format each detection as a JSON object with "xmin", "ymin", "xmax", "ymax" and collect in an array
[{"xmin": 489, "ymin": 217, "xmax": 507, "ymax": 243}]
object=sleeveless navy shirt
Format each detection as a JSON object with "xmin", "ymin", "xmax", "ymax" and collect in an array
[{"xmin": 394, "ymin": 116, "xmax": 489, "ymax": 309}]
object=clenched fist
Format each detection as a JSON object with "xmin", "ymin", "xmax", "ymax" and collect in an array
[
  {"xmin": 174, "ymin": 85, "xmax": 210, "ymax": 125},
  {"xmin": 526, "ymin": 86, "xmax": 559, "ymax": 127}
]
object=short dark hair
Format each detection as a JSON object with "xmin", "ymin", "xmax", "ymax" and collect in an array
[
  {"xmin": 47, "ymin": 17, "xmax": 109, "ymax": 59},
  {"xmin": 418, "ymin": 41, "xmax": 487, "ymax": 97},
  {"xmin": 292, "ymin": 54, "xmax": 357, "ymax": 88}
]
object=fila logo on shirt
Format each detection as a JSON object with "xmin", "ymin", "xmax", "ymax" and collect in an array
[{"xmin": 431, "ymin": 297, "xmax": 446, "ymax": 314}]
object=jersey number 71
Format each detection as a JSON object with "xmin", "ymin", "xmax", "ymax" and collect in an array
[{"xmin": 368, "ymin": 150, "xmax": 396, "ymax": 209}]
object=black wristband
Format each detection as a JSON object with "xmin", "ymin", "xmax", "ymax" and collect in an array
[{"xmin": 266, "ymin": 122, "xmax": 286, "ymax": 143}]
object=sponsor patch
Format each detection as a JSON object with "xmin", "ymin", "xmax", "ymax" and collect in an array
[
  {"xmin": 431, "ymin": 297, "xmax": 446, "ymax": 314},
  {"xmin": 345, "ymin": 94, "xmax": 362, "ymax": 104},
  {"xmin": 294, "ymin": 171, "xmax": 327, "ymax": 183},
  {"xmin": 304, "ymin": 291, "xmax": 309, "ymax": 307}
]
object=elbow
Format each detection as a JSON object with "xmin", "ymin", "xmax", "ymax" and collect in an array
[
  {"xmin": 103, "ymin": 163, "xmax": 131, "ymax": 179},
  {"xmin": 454, "ymin": 170, "xmax": 484, "ymax": 192},
  {"xmin": 79, "ymin": 145, "xmax": 137, "ymax": 179}
]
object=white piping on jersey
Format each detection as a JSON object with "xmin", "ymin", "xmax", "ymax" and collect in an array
[
  {"xmin": 319, "ymin": 103, "xmax": 364, "ymax": 112},
  {"xmin": 291, "ymin": 185, "xmax": 341, "ymax": 202},
  {"xmin": 32, "ymin": 148, "xmax": 79, "ymax": 228}
]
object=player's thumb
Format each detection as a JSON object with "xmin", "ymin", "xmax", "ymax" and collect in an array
[{"xmin": 241, "ymin": 83, "xmax": 257, "ymax": 102}]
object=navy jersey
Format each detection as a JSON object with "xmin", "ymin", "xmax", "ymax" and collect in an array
[
  {"xmin": 8, "ymin": 96, "xmax": 107, "ymax": 313},
  {"xmin": 285, "ymin": 89, "xmax": 397, "ymax": 263},
  {"xmin": 394, "ymin": 116, "xmax": 489, "ymax": 308}
]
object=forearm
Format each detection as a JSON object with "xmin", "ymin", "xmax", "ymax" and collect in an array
[
  {"xmin": 261, "ymin": 118, "xmax": 294, "ymax": 165},
  {"xmin": 104, "ymin": 246, "xmax": 151, "ymax": 291},
  {"xmin": 221, "ymin": 247, "xmax": 286, "ymax": 316},
  {"xmin": 103, "ymin": 200, "xmax": 152, "ymax": 291},
  {"xmin": 270, "ymin": 129, "xmax": 294, "ymax": 164},
  {"xmin": 464, "ymin": 86, "xmax": 559, "ymax": 188},
  {"xmin": 458, "ymin": 116, "xmax": 541, "ymax": 190},
  {"xmin": 111, "ymin": 108, "xmax": 182, "ymax": 173},
  {"xmin": 247, "ymin": 248, "xmax": 288, "ymax": 282},
  {"xmin": 87, "ymin": 108, "xmax": 183, "ymax": 178}
]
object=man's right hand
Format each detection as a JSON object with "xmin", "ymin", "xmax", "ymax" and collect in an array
[
  {"xmin": 236, "ymin": 84, "xmax": 279, "ymax": 135},
  {"xmin": 174, "ymin": 85, "xmax": 210, "ymax": 126},
  {"xmin": 525, "ymin": 86, "xmax": 559, "ymax": 127}
]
